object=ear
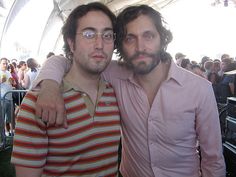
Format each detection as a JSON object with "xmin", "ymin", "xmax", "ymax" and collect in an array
[{"xmin": 67, "ymin": 38, "xmax": 75, "ymax": 53}]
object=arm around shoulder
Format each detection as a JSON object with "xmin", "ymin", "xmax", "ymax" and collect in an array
[{"xmin": 32, "ymin": 55, "xmax": 71, "ymax": 89}]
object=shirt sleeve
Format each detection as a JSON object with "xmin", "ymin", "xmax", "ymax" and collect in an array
[
  {"xmin": 32, "ymin": 55, "xmax": 71, "ymax": 89},
  {"xmin": 196, "ymin": 83, "xmax": 226, "ymax": 177},
  {"xmin": 11, "ymin": 91, "xmax": 48, "ymax": 168}
]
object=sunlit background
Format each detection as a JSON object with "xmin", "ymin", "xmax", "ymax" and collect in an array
[
  {"xmin": 162, "ymin": 0, "xmax": 236, "ymax": 61},
  {"xmin": 0, "ymin": 0, "xmax": 236, "ymax": 64}
]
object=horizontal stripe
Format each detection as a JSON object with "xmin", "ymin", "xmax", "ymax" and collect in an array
[
  {"xmin": 44, "ymin": 161, "xmax": 117, "ymax": 176},
  {"xmin": 47, "ymin": 151, "xmax": 117, "ymax": 166},
  {"xmin": 12, "ymin": 151, "xmax": 47, "ymax": 161},
  {"xmin": 102, "ymin": 92, "xmax": 116, "ymax": 97},
  {"xmin": 48, "ymin": 120, "xmax": 120, "ymax": 138},
  {"xmin": 49, "ymin": 130, "xmax": 120, "ymax": 148},
  {"xmin": 15, "ymin": 128, "xmax": 46, "ymax": 138},
  {"xmin": 24, "ymin": 92, "xmax": 37, "ymax": 102},
  {"xmin": 66, "ymin": 103, "xmax": 87, "ymax": 114},
  {"xmin": 64, "ymin": 92, "xmax": 82, "ymax": 103},
  {"xmin": 13, "ymin": 139, "xmax": 48, "ymax": 148},
  {"xmin": 16, "ymin": 116, "xmax": 46, "ymax": 130},
  {"xmin": 67, "ymin": 114, "xmax": 91, "ymax": 126},
  {"xmin": 95, "ymin": 110, "xmax": 120, "ymax": 117},
  {"xmin": 48, "ymin": 140, "xmax": 120, "ymax": 156},
  {"xmin": 97, "ymin": 101, "xmax": 118, "ymax": 107},
  {"xmin": 20, "ymin": 103, "xmax": 36, "ymax": 115}
]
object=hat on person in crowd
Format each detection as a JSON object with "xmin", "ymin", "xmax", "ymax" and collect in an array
[{"xmin": 175, "ymin": 52, "xmax": 186, "ymax": 60}]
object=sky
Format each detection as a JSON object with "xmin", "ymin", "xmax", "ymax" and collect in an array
[
  {"xmin": 1, "ymin": 0, "xmax": 236, "ymax": 64},
  {"xmin": 161, "ymin": 0, "xmax": 236, "ymax": 61}
]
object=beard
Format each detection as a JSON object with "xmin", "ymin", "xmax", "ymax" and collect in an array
[
  {"xmin": 80, "ymin": 60, "xmax": 109, "ymax": 75},
  {"xmin": 125, "ymin": 51, "xmax": 161, "ymax": 75}
]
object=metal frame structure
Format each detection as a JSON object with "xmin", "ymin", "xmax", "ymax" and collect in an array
[{"xmin": 0, "ymin": 0, "xmax": 178, "ymax": 57}]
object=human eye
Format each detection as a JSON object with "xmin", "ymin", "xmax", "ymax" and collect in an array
[
  {"xmin": 83, "ymin": 30, "xmax": 95, "ymax": 39},
  {"xmin": 102, "ymin": 31, "xmax": 114, "ymax": 40},
  {"xmin": 143, "ymin": 31, "xmax": 155, "ymax": 41},
  {"xmin": 124, "ymin": 35, "xmax": 136, "ymax": 44}
]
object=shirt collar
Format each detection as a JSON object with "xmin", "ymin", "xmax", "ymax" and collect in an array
[
  {"xmin": 61, "ymin": 77, "xmax": 107, "ymax": 93},
  {"xmin": 123, "ymin": 59, "xmax": 184, "ymax": 87},
  {"xmin": 165, "ymin": 60, "xmax": 185, "ymax": 86}
]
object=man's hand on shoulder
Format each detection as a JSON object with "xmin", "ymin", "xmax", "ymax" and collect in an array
[{"xmin": 35, "ymin": 79, "xmax": 67, "ymax": 128}]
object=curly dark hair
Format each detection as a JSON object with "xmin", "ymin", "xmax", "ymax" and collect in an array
[
  {"xmin": 62, "ymin": 2, "xmax": 116, "ymax": 61},
  {"xmin": 115, "ymin": 5, "xmax": 173, "ymax": 64}
]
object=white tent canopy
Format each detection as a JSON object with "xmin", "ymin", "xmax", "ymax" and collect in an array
[
  {"xmin": 0, "ymin": 0, "xmax": 236, "ymax": 63},
  {"xmin": 0, "ymin": 0, "xmax": 178, "ymax": 62}
]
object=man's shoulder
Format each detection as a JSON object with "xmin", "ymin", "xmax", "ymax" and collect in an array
[
  {"xmin": 104, "ymin": 60, "xmax": 132, "ymax": 79},
  {"xmin": 174, "ymin": 65, "xmax": 211, "ymax": 88}
]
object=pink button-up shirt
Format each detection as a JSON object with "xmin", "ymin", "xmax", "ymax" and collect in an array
[{"xmin": 34, "ymin": 56, "xmax": 226, "ymax": 177}]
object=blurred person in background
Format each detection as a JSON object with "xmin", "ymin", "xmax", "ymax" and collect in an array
[
  {"xmin": 11, "ymin": 58, "xmax": 18, "ymax": 64},
  {"xmin": 8, "ymin": 63, "xmax": 19, "ymax": 88},
  {"xmin": 191, "ymin": 64, "xmax": 206, "ymax": 78},
  {"xmin": 175, "ymin": 52, "xmax": 186, "ymax": 66},
  {"xmin": 221, "ymin": 53, "xmax": 230, "ymax": 61},
  {"xmin": 200, "ymin": 56, "xmax": 210, "ymax": 72},
  {"xmin": 21, "ymin": 58, "xmax": 39, "ymax": 89},
  {"xmin": 220, "ymin": 58, "xmax": 236, "ymax": 96},
  {"xmin": 46, "ymin": 52, "xmax": 55, "ymax": 59},
  {"xmin": 17, "ymin": 61, "xmax": 27, "ymax": 86},
  {"xmin": 203, "ymin": 60, "xmax": 214, "ymax": 78},
  {"xmin": 0, "ymin": 57, "xmax": 14, "ymax": 136},
  {"xmin": 180, "ymin": 58, "xmax": 192, "ymax": 71}
]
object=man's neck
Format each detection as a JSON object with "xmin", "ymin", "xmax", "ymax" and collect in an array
[
  {"xmin": 64, "ymin": 63, "xmax": 102, "ymax": 105},
  {"xmin": 65, "ymin": 64, "xmax": 101, "ymax": 91},
  {"xmin": 135, "ymin": 61, "xmax": 170, "ymax": 85},
  {"xmin": 134, "ymin": 61, "xmax": 170, "ymax": 106}
]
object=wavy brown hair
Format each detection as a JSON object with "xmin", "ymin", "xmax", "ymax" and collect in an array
[{"xmin": 115, "ymin": 5, "xmax": 173, "ymax": 64}]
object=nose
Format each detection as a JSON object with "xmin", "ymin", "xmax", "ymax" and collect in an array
[
  {"xmin": 135, "ymin": 37, "xmax": 145, "ymax": 52},
  {"xmin": 94, "ymin": 34, "xmax": 104, "ymax": 49}
]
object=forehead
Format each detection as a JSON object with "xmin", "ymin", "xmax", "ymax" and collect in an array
[
  {"xmin": 125, "ymin": 15, "xmax": 157, "ymax": 34},
  {"xmin": 0, "ymin": 59, "xmax": 7, "ymax": 63},
  {"xmin": 78, "ymin": 10, "xmax": 112, "ymax": 30}
]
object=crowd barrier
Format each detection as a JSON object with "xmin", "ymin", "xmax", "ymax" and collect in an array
[{"xmin": 0, "ymin": 89, "xmax": 28, "ymax": 151}]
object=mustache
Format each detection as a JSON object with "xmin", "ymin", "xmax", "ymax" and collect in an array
[{"xmin": 129, "ymin": 51, "xmax": 158, "ymax": 61}]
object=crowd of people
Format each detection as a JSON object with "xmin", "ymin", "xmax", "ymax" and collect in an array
[
  {"xmin": 0, "ymin": 57, "xmax": 40, "ymax": 136},
  {"xmin": 175, "ymin": 53, "xmax": 236, "ymax": 103}
]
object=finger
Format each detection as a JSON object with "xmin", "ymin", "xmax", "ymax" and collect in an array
[
  {"xmin": 55, "ymin": 109, "xmax": 65, "ymax": 127},
  {"xmin": 63, "ymin": 111, "xmax": 68, "ymax": 129},
  {"xmin": 41, "ymin": 109, "xmax": 49, "ymax": 123},
  {"xmin": 47, "ymin": 111, "xmax": 56, "ymax": 126},
  {"xmin": 35, "ymin": 105, "xmax": 42, "ymax": 117},
  {"xmin": 48, "ymin": 110, "xmax": 57, "ymax": 126}
]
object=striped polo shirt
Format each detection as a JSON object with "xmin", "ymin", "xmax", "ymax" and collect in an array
[{"xmin": 11, "ymin": 79, "xmax": 121, "ymax": 177}]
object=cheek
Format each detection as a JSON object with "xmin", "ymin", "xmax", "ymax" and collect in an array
[
  {"xmin": 152, "ymin": 40, "xmax": 162, "ymax": 51},
  {"xmin": 122, "ymin": 44, "xmax": 134, "ymax": 58},
  {"xmin": 105, "ymin": 44, "xmax": 114, "ymax": 55}
]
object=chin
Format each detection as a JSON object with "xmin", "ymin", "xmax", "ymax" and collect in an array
[{"xmin": 133, "ymin": 61, "xmax": 159, "ymax": 75}]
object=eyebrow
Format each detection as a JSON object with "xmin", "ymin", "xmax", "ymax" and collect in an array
[{"xmin": 81, "ymin": 27, "xmax": 113, "ymax": 32}]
